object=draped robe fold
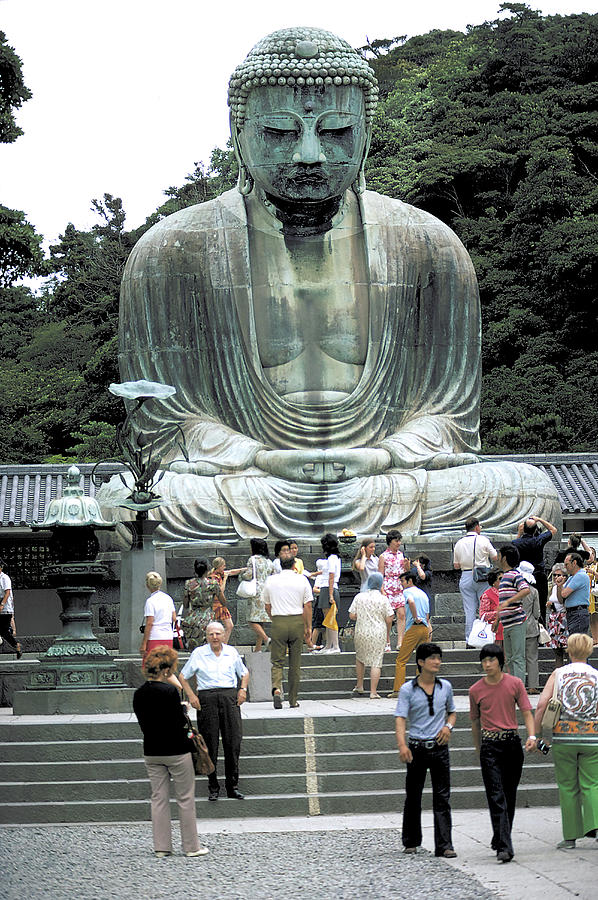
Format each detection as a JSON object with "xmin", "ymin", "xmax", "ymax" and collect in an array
[{"xmin": 99, "ymin": 188, "xmax": 560, "ymax": 542}]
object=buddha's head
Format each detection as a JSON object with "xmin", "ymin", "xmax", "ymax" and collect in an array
[{"xmin": 228, "ymin": 28, "xmax": 378, "ymax": 207}]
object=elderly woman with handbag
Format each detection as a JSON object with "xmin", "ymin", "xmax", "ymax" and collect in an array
[
  {"xmin": 133, "ymin": 646, "xmax": 209, "ymax": 858},
  {"xmin": 534, "ymin": 633, "xmax": 598, "ymax": 850},
  {"xmin": 348, "ymin": 572, "xmax": 394, "ymax": 698}
]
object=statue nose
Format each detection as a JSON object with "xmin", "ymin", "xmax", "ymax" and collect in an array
[{"xmin": 292, "ymin": 128, "xmax": 326, "ymax": 165}]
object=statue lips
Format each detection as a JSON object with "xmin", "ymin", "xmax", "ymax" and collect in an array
[{"xmin": 290, "ymin": 166, "xmax": 326, "ymax": 183}]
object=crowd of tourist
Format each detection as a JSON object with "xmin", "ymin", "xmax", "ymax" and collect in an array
[{"xmin": 3, "ymin": 524, "xmax": 595, "ymax": 861}]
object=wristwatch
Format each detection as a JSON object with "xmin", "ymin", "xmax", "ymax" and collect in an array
[{"xmin": 445, "ymin": 723, "xmax": 454, "ymax": 732}]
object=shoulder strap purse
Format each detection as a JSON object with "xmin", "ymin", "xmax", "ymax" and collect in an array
[
  {"xmin": 183, "ymin": 708, "xmax": 215, "ymax": 776},
  {"xmin": 236, "ymin": 557, "xmax": 257, "ymax": 599},
  {"xmin": 541, "ymin": 670, "xmax": 562, "ymax": 731},
  {"xmin": 472, "ymin": 535, "xmax": 491, "ymax": 583}
]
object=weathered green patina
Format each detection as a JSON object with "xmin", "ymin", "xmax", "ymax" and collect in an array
[
  {"xmin": 99, "ymin": 26, "xmax": 561, "ymax": 542},
  {"xmin": 30, "ymin": 467, "xmax": 125, "ymax": 690}
]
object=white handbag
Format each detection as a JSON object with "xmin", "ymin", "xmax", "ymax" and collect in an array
[
  {"xmin": 236, "ymin": 558, "xmax": 257, "ymax": 599},
  {"xmin": 467, "ymin": 618, "xmax": 493, "ymax": 648}
]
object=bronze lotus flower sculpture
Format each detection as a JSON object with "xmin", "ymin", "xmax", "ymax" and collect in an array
[{"xmin": 92, "ymin": 380, "xmax": 187, "ymax": 512}]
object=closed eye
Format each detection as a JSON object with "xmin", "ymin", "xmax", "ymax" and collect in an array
[
  {"xmin": 318, "ymin": 125, "xmax": 352, "ymax": 136},
  {"xmin": 263, "ymin": 126, "xmax": 298, "ymax": 136}
]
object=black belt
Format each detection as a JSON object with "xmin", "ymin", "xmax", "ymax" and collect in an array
[
  {"xmin": 566, "ymin": 605, "xmax": 589, "ymax": 612},
  {"xmin": 409, "ymin": 738, "xmax": 439, "ymax": 749},
  {"xmin": 197, "ymin": 687, "xmax": 238, "ymax": 695}
]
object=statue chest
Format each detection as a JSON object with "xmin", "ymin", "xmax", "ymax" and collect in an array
[{"xmin": 248, "ymin": 222, "xmax": 370, "ymax": 402}]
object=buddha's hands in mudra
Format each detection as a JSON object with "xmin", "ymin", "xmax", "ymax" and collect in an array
[{"xmin": 254, "ymin": 448, "xmax": 392, "ymax": 483}]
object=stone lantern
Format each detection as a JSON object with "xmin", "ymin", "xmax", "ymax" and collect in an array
[{"xmin": 26, "ymin": 465, "xmax": 126, "ymax": 695}]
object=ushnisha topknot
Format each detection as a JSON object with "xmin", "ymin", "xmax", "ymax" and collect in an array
[{"xmin": 228, "ymin": 27, "xmax": 379, "ymax": 129}]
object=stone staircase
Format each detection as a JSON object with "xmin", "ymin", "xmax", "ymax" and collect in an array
[
  {"xmin": 0, "ymin": 708, "xmax": 558, "ymax": 825},
  {"xmin": 2, "ymin": 643, "xmax": 588, "ymax": 826},
  {"xmin": 283, "ymin": 646, "xmax": 560, "ymax": 700}
]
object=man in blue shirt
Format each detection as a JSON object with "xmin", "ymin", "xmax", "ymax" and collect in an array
[
  {"xmin": 395, "ymin": 643, "xmax": 457, "ymax": 857},
  {"xmin": 388, "ymin": 570, "xmax": 432, "ymax": 698},
  {"xmin": 180, "ymin": 621, "xmax": 249, "ymax": 801},
  {"xmin": 559, "ymin": 553, "xmax": 591, "ymax": 636}
]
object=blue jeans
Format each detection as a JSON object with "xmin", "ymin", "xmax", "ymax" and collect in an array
[{"xmin": 459, "ymin": 571, "xmax": 486, "ymax": 641}]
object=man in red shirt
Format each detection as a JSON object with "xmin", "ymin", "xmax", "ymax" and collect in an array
[{"xmin": 469, "ymin": 643, "xmax": 537, "ymax": 863}]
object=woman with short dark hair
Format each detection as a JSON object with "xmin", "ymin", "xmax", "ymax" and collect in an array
[
  {"xmin": 317, "ymin": 533, "xmax": 342, "ymax": 654},
  {"xmin": 182, "ymin": 559, "xmax": 219, "ymax": 650},
  {"xmin": 379, "ymin": 530, "xmax": 408, "ymax": 651},
  {"xmin": 240, "ymin": 537, "xmax": 274, "ymax": 651}
]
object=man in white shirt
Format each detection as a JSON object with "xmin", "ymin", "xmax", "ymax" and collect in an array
[
  {"xmin": 180, "ymin": 621, "xmax": 249, "ymax": 801},
  {"xmin": 0, "ymin": 558, "xmax": 22, "ymax": 658},
  {"xmin": 453, "ymin": 518, "xmax": 498, "ymax": 643},
  {"xmin": 263, "ymin": 556, "xmax": 313, "ymax": 709}
]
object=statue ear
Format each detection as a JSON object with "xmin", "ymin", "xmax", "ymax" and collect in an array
[
  {"xmin": 353, "ymin": 126, "xmax": 371, "ymax": 195},
  {"xmin": 230, "ymin": 114, "xmax": 254, "ymax": 196}
]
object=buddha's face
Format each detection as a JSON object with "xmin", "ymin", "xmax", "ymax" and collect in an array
[{"xmin": 238, "ymin": 84, "xmax": 367, "ymax": 203}]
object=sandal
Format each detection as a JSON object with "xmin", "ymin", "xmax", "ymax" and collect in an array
[
  {"xmin": 351, "ymin": 686, "xmax": 366, "ymax": 695},
  {"xmin": 369, "ymin": 693, "xmax": 382, "ymax": 699}
]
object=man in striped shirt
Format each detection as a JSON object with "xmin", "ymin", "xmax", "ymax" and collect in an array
[{"xmin": 497, "ymin": 545, "xmax": 530, "ymax": 682}]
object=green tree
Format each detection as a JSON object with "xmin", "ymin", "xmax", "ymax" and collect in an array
[
  {"xmin": 0, "ymin": 30, "xmax": 31, "ymax": 143},
  {"xmin": 365, "ymin": 4, "xmax": 598, "ymax": 453}
]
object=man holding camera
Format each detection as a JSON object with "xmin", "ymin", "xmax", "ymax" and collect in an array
[{"xmin": 513, "ymin": 514, "xmax": 557, "ymax": 623}]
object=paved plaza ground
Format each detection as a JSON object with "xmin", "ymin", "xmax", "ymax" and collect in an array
[{"xmin": 2, "ymin": 806, "xmax": 597, "ymax": 900}]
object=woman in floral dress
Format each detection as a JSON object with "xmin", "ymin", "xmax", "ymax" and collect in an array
[
  {"xmin": 547, "ymin": 563, "xmax": 569, "ymax": 668},
  {"xmin": 348, "ymin": 573, "xmax": 394, "ymax": 698},
  {"xmin": 182, "ymin": 559, "xmax": 219, "ymax": 650},
  {"xmin": 239, "ymin": 538, "xmax": 274, "ymax": 652},
  {"xmin": 378, "ymin": 529, "xmax": 408, "ymax": 651}
]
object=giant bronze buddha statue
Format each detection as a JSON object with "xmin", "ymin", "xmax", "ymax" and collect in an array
[{"xmin": 101, "ymin": 27, "xmax": 560, "ymax": 542}]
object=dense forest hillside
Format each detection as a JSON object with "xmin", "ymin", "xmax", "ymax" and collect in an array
[{"xmin": 1, "ymin": 3, "xmax": 596, "ymax": 463}]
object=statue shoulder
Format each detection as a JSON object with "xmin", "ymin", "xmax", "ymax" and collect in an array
[
  {"xmin": 125, "ymin": 189, "xmax": 245, "ymax": 266},
  {"xmin": 362, "ymin": 189, "xmax": 467, "ymax": 248}
]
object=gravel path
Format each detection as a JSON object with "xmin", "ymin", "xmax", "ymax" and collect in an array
[{"xmin": 3, "ymin": 825, "xmax": 498, "ymax": 899}]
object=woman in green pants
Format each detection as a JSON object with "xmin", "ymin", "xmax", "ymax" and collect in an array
[{"xmin": 534, "ymin": 632, "xmax": 598, "ymax": 849}]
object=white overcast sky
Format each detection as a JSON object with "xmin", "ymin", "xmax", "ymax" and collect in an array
[{"xmin": 1, "ymin": 0, "xmax": 596, "ymax": 246}]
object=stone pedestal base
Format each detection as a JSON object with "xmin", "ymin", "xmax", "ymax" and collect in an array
[
  {"xmin": 13, "ymin": 686, "xmax": 135, "ymax": 715},
  {"xmin": 119, "ymin": 519, "xmax": 166, "ymax": 655},
  {"xmin": 28, "ymin": 660, "xmax": 126, "ymax": 691},
  {"xmin": 245, "ymin": 651, "xmax": 272, "ymax": 701}
]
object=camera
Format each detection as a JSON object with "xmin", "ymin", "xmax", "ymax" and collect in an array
[{"xmin": 536, "ymin": 738, "xmax": 551, "ymax": 755}]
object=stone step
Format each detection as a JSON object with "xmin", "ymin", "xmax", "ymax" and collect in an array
[
  {"xmin": 0, "ymin": 780, "xmax": 560, "ymax": 825},
  {"xmin": 0, "ymin": 705, "xmax": 560, "ymax": 824},
  {"xmin": 0, "ymin": 757, "xmax": 556, "ymax": 805},
  {"xmin": 0, "ymin": 740, "xmax": 535, "ymax": 784}
]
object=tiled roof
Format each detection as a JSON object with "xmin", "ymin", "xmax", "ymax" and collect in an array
[
  {"xmin": 0, "ymin": 454, "xmax": 597, "ymax": 528},
  {"xmin": 484, "ymin": 453, "xmax": 598, "ymax": 515},
  {"xmin": 0, "ymin": 463, "xmax": 123, "ymax": 527}
]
